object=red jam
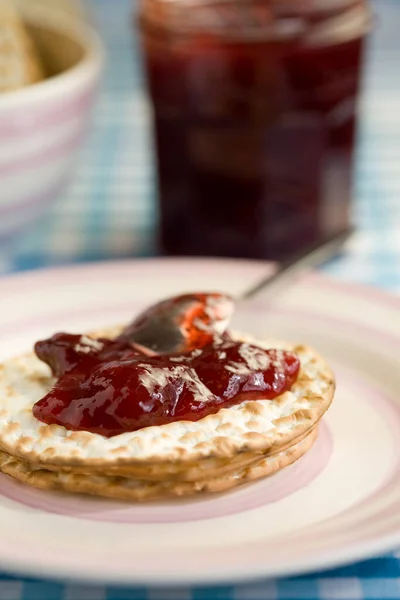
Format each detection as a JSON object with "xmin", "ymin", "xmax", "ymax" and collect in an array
[
  {"xmin": 34, "ymin": 334, "xmax": 141, "ymax": 378},
  {"xmin": 120, "ymin": 292, "xmax": 234, "ymax": 354},
  {"xmin": 33, "ymin": 334, "xmax": 300, "ymax": 437}
]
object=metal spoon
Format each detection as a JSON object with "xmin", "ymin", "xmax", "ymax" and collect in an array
[
  {"xmin": 119, "ymin": 228, "xmax": 353, "ymax": 354},
  {"xmin": 240, "ymin": 227, "xmax": 353, "ymax": 301}
]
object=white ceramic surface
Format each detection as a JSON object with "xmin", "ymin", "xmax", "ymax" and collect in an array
[
  {"xmin": 0, "ymin": 11, "xmax": 103, "ymax": 241},
  {"xmin": 0, "ymin": 257, "xmax": 398, "ymax": 586}
]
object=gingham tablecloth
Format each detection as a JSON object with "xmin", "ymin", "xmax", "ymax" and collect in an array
[{"xmin": 0, "ymin": 0, "xmax": 399, "ymax": 598}]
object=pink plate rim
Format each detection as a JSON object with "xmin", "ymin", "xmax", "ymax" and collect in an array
[{"xmin": 0, "ymin": 256, "xmax": 398, "ymax": 310}]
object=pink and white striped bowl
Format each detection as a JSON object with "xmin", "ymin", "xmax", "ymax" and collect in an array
[{"xmin": 0, "ymin": 11, "xmax": 103, "ymax": 241}]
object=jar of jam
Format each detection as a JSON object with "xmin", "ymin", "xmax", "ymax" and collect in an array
[{"xmin": 138, "ymin": 0, "xmax": 371, "ymax": 260}]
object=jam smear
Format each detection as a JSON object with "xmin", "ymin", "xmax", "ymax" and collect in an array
[
  {"xmin": 33, "ymin": 334, "xmax": 300, "ymax": 437},
  {"xmin": 35, "ymin": 334, "xmax": 142, "ymax": 378}
]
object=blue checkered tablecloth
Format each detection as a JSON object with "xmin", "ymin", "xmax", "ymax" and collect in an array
[{"xmin": 0, "ymin": 0, "xmax": 399, "ymax": 598}]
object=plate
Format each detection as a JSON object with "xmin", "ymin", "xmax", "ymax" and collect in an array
[{"xmin": 0, "ymin": 257, "xmax": 399, "ymax": 586}]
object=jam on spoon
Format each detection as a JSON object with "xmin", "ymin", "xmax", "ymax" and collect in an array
[
  {"xmin": 32, "ymin": 293, "xmax": 300, "ymax": 437},
  {"xmin": 119, "ymin": 292, "xmax": 235, "ymax": 353}
]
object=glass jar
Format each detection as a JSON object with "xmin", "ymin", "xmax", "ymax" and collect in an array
[{"xmin": 138, "ymin": 0, "xmax": 371, "ymax": 260}]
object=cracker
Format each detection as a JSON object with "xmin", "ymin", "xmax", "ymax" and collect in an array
[
  {"xmin": 0, "ymin": 330, "xmax": 334, "ymax": 468},
  {"xmin": 29, "ymin": 422, "xmax": 319, "ymax": 481},
  {"xmin": 0, "ymin": 427, "xmax": 318, "ymax": 501}
]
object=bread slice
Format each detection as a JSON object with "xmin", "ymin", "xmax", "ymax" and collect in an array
[
  {"xmin": 13, "ymin": 0, "xmax": 85, "ymax": 22},
  {"xmin": 0, "ymin": 0, "xmax": 44, "ymax": 92}
]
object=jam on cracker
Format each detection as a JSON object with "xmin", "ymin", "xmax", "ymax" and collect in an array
[{"xmin": 33, "ymin": 293, "xmax": 300, "ymax": 437}]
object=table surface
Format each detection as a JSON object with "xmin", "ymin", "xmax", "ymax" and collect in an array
[{"xmin": 1, "ymin": 0, "xmax": 400, "ymax": 598}]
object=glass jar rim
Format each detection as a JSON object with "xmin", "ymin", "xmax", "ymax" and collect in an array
[{"xmin": 139, "ymin": 0, "xmax": 372, "ymax": 45}]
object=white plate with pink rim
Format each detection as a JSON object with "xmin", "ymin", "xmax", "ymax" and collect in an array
[{"xmin": 0, "ymin": 257, "xmax": 399, "ymax": 586}]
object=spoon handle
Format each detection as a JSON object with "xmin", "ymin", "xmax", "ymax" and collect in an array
[{"xmin": 240, "ymin": 227, "xmax": 354, "ymax": 301}]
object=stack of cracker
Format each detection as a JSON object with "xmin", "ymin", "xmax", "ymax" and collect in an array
[{"xmin": 0, "ymin": 327, "xmax": 334, "ymax": 502}]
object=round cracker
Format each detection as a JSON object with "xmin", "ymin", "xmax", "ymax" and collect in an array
[
  {"xmin": 28, "ymin": 422, "xmax": 320, "ymax": 482},
  {"xmin": 0, "ymin": 427, "xmax": 318, "ymax": 501},
  {"xmin": 0, "ymin": 330, "xmax": 334, "ymax": 468}
]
